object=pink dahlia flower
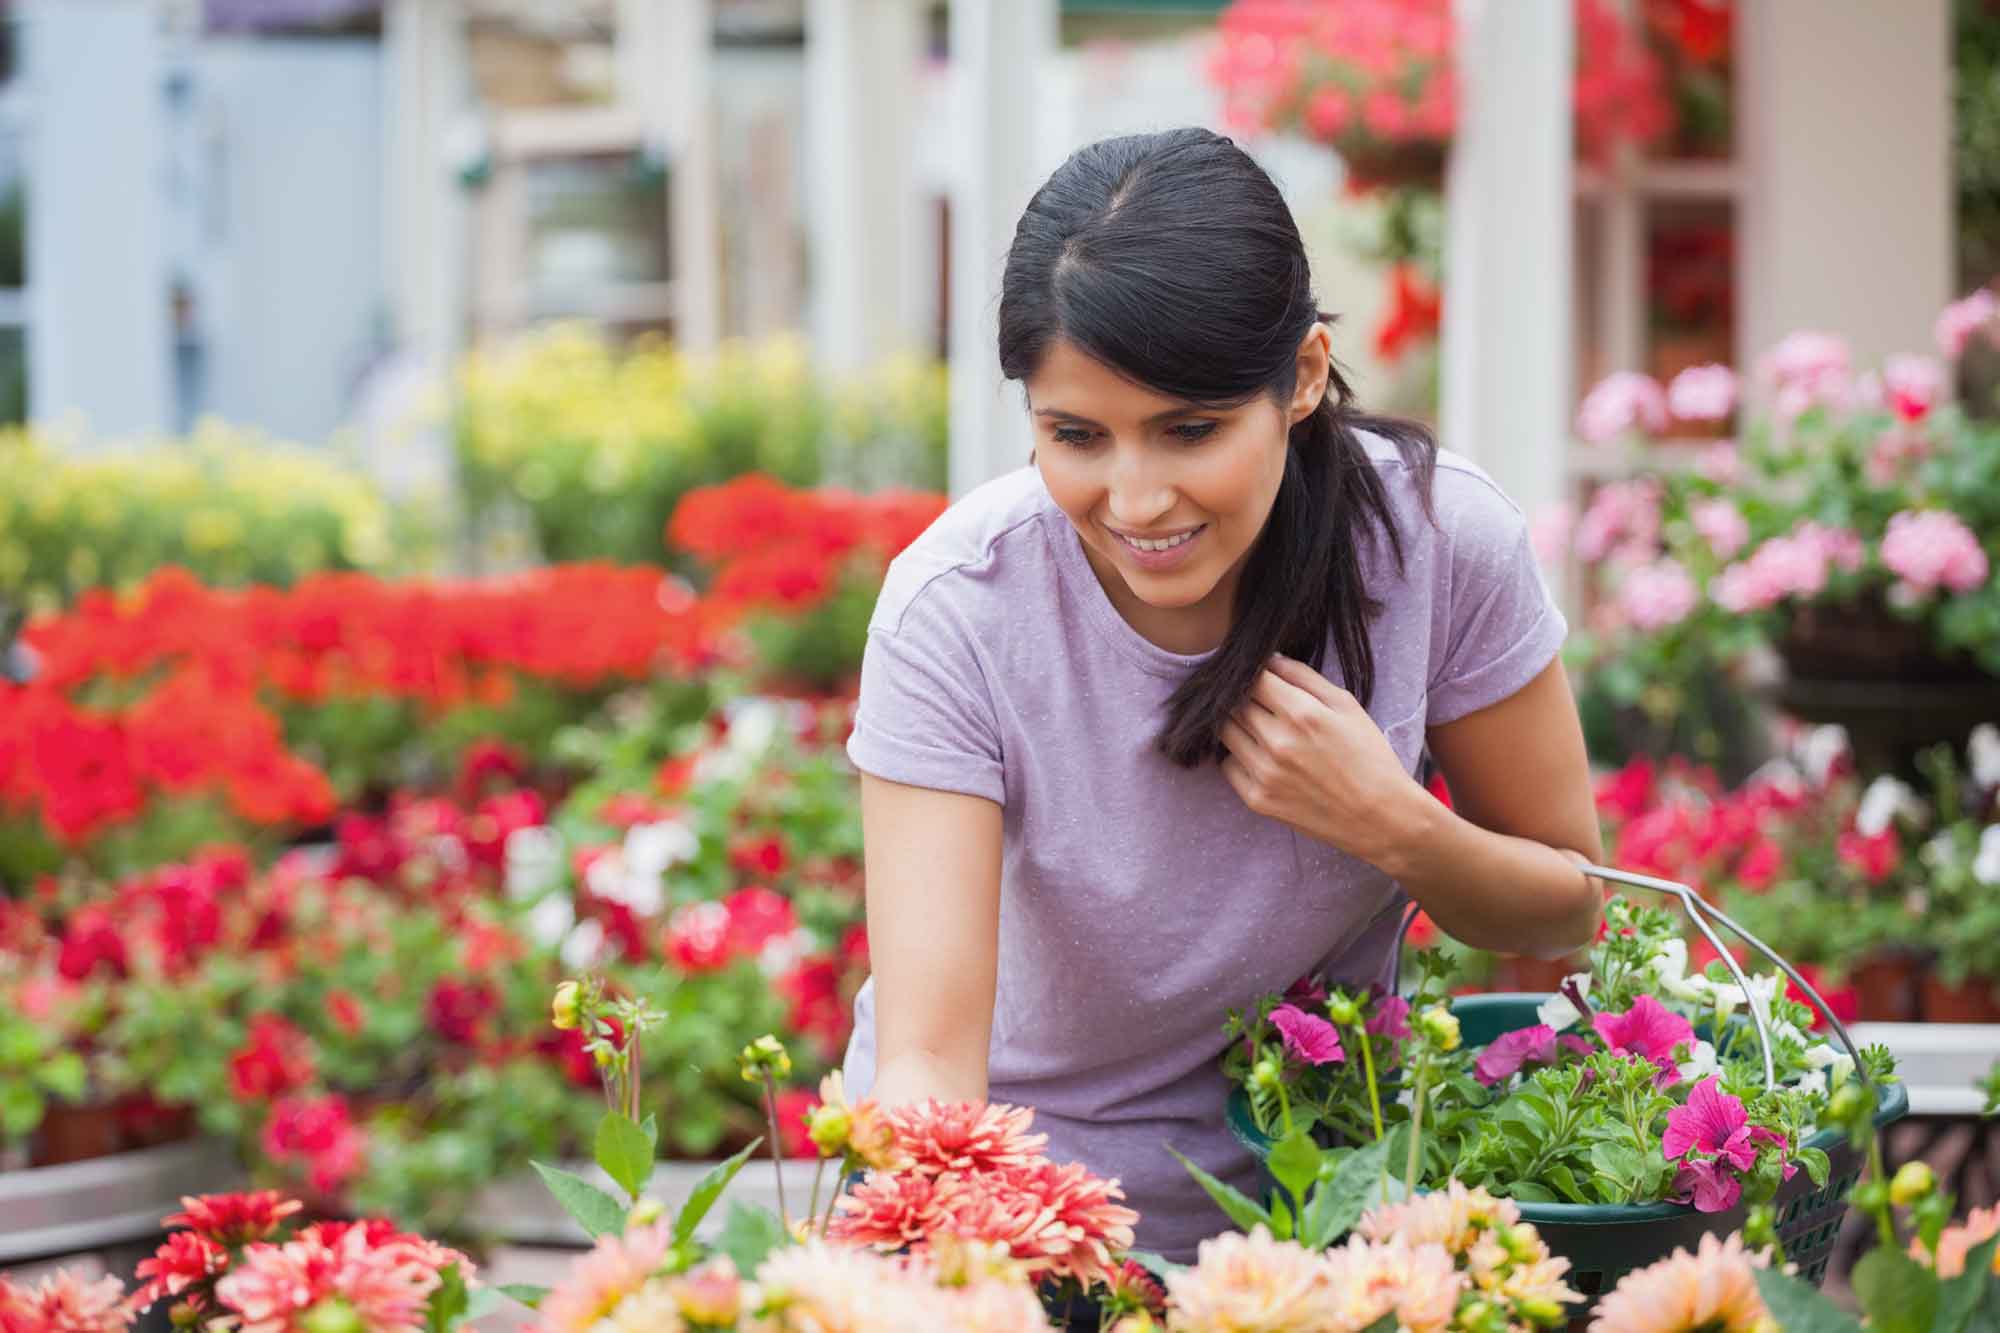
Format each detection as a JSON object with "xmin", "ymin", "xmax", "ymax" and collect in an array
[
  {"xmin": 0, "ymin": 1270, "xmax": 133, "ymax": 1333},
  {"xmin": 215, "ymin": 1224, "xmax": 447, "ymax": 1333},
  {"xmin": 1588, "ymin": 1232, "xmax": 1770, "ymax": 1332},
  {"xmin": 1919, "ymin": 1203, "xmax": 2000, "ymax": 1278},
  {"xmin": 886, "ymin": 1099, "xmax": 1048, "ymax": 1174},
  {"xmin": 533, "ymin": 1223, "xmax": 673, "ymax": 1333}
]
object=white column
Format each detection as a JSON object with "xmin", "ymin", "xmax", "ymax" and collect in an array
[
  {"xmin": 804, "ymin": 0, "xmax": 926, "ymax": 372},
  {"xmin": 24, "ymin": 0, "xmax": 171, "ymax": 441},
  {"xmin": 383, "ymin": 0, "xmax": 470, "ymax": 379},
  {"xmin": 1738, "ymin": 0, "xmax": 1951, "ymax": 376},
  {"xmin": 946, "ymin": 0, "xmax": 1059, "ymax": 497},
  {"xmin": 662, "ymin": 0, "xmax": 721, "ymax": 351},
  {"xmin": 1438, "ymin": 0, "xmax": 1573, "ymax": 520}
]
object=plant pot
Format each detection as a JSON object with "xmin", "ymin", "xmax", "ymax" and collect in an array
[
  {"xmin": 1919, "ymin": 974, "xmax": 2000, "ymax": 1024},
  {"xmin": 1335, "ymin": 138, "xmax": 1449, "ymax": 193},
  {"xmin": 1774, "ymin": 598, "xmax": 2000, "ymax": 781},
  {"xmin": 30, "ymin": 1104, "xmax": 124, "ymax": 1168},
  {"xmin": 1847, "ymin": 950, "xmax": 1924, "ymax": 1023}
]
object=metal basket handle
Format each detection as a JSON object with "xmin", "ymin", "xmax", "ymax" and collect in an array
[{"xmin": 1390, "ymin": 865, "xmax": 1870, "ymax": 1096}]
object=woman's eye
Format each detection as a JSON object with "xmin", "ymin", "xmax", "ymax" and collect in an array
[
  {"xmin": 1170, "ymin": 421, "xmax": 1219, "ymax": 442},
  {"xmin": 1051, "ymin": 426, "xmax": 1096, "ymax": 447}
]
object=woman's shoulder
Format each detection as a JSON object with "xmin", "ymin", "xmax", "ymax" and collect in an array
[
  {"xmin": 869, "ymin": 465, "xmax": 1060, "ymax": 639},
  {"xmin": 1353, "ymin": 430, "xmax": 1531, "ymax": 568}
]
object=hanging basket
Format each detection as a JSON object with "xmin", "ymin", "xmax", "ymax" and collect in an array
[{"xmin": 1227, "ymin": 865, "xmax": 1909, "ymax": 1300}]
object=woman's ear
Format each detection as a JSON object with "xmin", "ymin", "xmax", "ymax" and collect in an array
[{"xmin": 1289, "ymin": 323, "xmax": 1334, "ymax": 425}]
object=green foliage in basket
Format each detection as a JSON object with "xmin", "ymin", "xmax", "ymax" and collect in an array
[
  {"xmin": 0, "ymin": 418, "xmax": 434, "ymax": 614},
  {"xmin": 452, "ymin": 324, "xmax": 947, "ymax": 568}
]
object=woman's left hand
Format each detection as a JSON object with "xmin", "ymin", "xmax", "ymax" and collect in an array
[{"xmin": 1217, "ymin": 654, "xmax": 1430, "ymax": 869}]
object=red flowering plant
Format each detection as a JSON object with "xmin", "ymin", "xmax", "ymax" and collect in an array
[
  {"xmin": 0, "ymin": 562, "xmax": 723, "ymax": 880},
  {"xmin": 664, "ymin": 474, "xmax": 945, "ymax": 691},
  {"xmin": 1224, "ymin": 897, "xmax": 1893, "ymax": 1214},
  {"xmin": 0, "ymin": 1188, "xmax": 486, "ymax": 1333}
]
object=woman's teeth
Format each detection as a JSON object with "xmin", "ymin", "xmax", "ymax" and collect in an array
[{"xmin": 1120, "ymin": 528, "xmax": 1200, "ymax": 553}]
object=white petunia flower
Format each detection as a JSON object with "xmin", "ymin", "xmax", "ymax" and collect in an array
[
  {"xmin": 1855, "ymin": 775, "xmax": 1921, "ymax": 837},
  {"xmin": 1677, "ymin": 1039, "xmax": 1720, "ymax": 1083},
  {"xmin": 505, "ymin": 825, "xmax": 565, "ymax": 901},
  {"xmin": 1803, "ymin": 1042, "xmax": 1856, "ymax": 1089},
  {"xmin": 1712, "ymin": 973, "xmax": 1781, "ymax": 1028},
  {"xmin": 1797, "ymin": 1069, "xmax": 1828, "ymax": 1100},
  {"xmin": 1648, "ymin": 938, "xmax": 1716, "ymax": 1003},
  {"xmin": 1537, "ymin": 973, "xmax": 1592, "ymax": 1031},
  {"xmin": 1970, "ymin": 723, "xmax": 2000, "ymax": 792},
  {"xmin": 526, "ymin": 892, "xmax": 576, "ymax": 948},
  {"xmin": 1975, "ymin": 825, "xmax": 2000, "ymax": 886},
  {"xmin": 1799, "ymin": 726, "xmax": 1850, "ymax": 787}
]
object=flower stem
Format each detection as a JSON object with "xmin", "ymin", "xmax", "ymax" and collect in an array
[
  {"xmin": 760, "ymin": 1074, "xmax": 791, "ymax": 1226},
  {"xmin": 1278, "ymin": 1079, "xmax": 1296, "ymax": 1138},
  {"xmin": 1353, "ymin": 1022, "xmax": 1385, "ymax": 1141},
  {"xmin": 805, "ymin": 1157, "xmax": 826, "ymax": 1238},
  {"xmin": 1405, "ymin": 1060, "xmax": 1430, "ymax": 1195},
  {"xmin": 1866, "ymin": 1126, "xmax": 1894, "ymax": 1249}
]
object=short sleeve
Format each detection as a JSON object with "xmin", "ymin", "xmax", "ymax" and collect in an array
[
  {"xmin": 1425, "ymin": 470, "xmax": 1569, "ymax": 727},
  {"xmin": 845, "ymin": 581, "xmax": 1006, "ymax": 805}
]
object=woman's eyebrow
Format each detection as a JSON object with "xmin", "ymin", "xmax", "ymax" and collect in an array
[{"xmin": 1031, "ymin": 403, "xmax": 1212, "ymax": 427}]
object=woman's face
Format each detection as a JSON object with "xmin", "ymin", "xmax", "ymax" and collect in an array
[{"xmin": 1026, "ymin": 328, "xmax": 1332, "ymax": 653}]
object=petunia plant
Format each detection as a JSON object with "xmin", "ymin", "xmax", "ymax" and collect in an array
[{"xmin": 1224, "ymin": 895, "xmax": 1898, "ymax": 1212}]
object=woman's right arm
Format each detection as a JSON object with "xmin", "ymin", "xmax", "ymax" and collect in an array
[{"xmin": 860, "ymin": 772, "xmax": 1003, "ymax": 1108}]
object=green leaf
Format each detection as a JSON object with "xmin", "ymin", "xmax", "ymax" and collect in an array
[
  {"xmin": 1122, "ymin": 1249, "xmax": 1186, "ymax": 1280},
  {"xmin": 498, "ymin": 1284, "xmax": 549, "ymax": 1311},
  {"xmin": 0, "ymin": 1080, "xmax": 42, "ymax": 1138},
  {"xmin": 1268, "ymin": 1131, "xmax": 1321, "ymax": 1210},
  {"xmin": 425, "ymin": 1263, "xmax": 471, "ymax": 1333},
  {"xmin": 463, "ymin": 1289, "xmax": 502, "ymax": 1321},
  {"xmin": 596, "ymin": 1112, "xmax": 656, "ymax": 1203},
  {"xmin": 1301, "ymin": 1137, "xmax": 1395, "ymax": 1249},
  {"xmin": 715, "ymin": 1200, "xmax": 792, "ymax": 1274},
  {"xmin": 1852, "ymin": 1248, "xmax": 1942, "ymax": 1333},
  {"xmin": 35, "ymin": 1051, "xmax": 85, "ymax": 1101},
  {"xmin": 1546, "ymin": 1163, "xmax": 1589, "ymax": 1205},
  {"xmin": 530, "ymin": 1161, "xmax": 628, "ymax": 1239},
  {"xmin": 1357, "ymin": 1315, "xmax": 1398, "ymax": 1333},
  {"xmin": 1167, "ymin": 1146, "xmax": 1270, "ymax": 1234},
  {"xmin": 1797, "ymin": 1145, "xmax": 1831, "ymax": 1188},
  {"xmin": 674, "ymin": 1138, "xmax": 763, "ymax": 1246},
  {"xmin": 1753, "ymin": 1267, "xmax": 1866, "ymax": 1333},
  {"xmin": 641, "ymin": 1112, "xmax": 659, "ymax": 1153},
  {"xmin": 1937, "ymin": 1235, "xmax": 2000, "ymax": 1333},
  {"xmin": 1269, "ymin": 1192, "xmax": 1294, "ymax": 1240}
]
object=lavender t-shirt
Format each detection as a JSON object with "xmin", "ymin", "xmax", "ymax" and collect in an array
[{"xmin": 839, "ymin": 436, "xmax": 1566, "ymax": 1262}]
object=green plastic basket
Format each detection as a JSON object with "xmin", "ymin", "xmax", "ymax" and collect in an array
[{"xmin": 1227, "ymin": 864, "xmax": 1910, "ymax": 1298}]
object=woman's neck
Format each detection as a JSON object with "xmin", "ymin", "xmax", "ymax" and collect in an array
[{"xmin": 1079, "ymin": 541, "xmax": 1240, "ymax": 656}]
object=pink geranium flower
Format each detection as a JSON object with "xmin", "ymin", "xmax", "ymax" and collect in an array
[
  {"xmin": 1577, "ymin": 372, "xmax": 1670, "ymax": 444},
  {"xmin": 1881, "ymin": 509, "xmax": 1990, "ymax": 599},
  {"xmin": 1593, "ymin": 996, "xmax": 1696, "ymax": 1069},
  {"xmin": 1936, "ymin": 287, "xmax": 1999, "ymax": 360},
  {"xmin": 1667, "ymin": 364, "xmax": 1737, "ymax": 422},
  {"xmin": 1617, "ymin": 559, "xmax": 1700, "ymax": 632},
  {"xmin": 1270, "ymin": 1003, "xmax": 1344, "ymax": 1066}
]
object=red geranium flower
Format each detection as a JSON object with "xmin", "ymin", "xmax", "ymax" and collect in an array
[{"xmin": 227, "ymin": 1014, "xmax": 317, "ymax": 1103}]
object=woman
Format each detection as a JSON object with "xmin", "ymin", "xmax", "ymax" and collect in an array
[{"xmin": 839, "ymin": 127, "xmax": 1604, "ymax": 1266}]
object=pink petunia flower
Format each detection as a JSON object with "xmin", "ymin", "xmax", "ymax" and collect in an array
[
  {"xmin": 1667, "ymin": 364, "xmax": 1737, "ymax": 422},
  {"xmin": 1671, "ymin": 1156, "xmax": 1744, "ymax": 1214},
  {"xmin": 1936, "ymin": 287, "xmax": 2000, "ymax": 360},
  {"xmin": 1270, "ymin": 1003, "xmax": 1344, "ymax": 1066},
  {"xmin": 1664, "ymin": 1077, "xmax": 1756, "ymax": 1174},
  {"xmin": 1473, "ymin": 1024, "xmax": 1557, "ymax": 1086},
  {"xmin": 1592, "ymin": 996, "xmax": 1696, "ymax": 1069},
  {"xmin": 1367, "ymin": 993, "xmax": 1412, "ymax": 1041}
]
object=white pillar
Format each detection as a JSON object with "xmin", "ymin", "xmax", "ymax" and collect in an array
[
  {"xmin": 1438, "ymin": 0, "xmax": 1573, "ymax": 520},
  {"xmin": 804, "ymin": 0, "xmax": 926, "ymax": 372},
  {"xmin": 1738, "ymin": 0, "xmax": 1951, "ymax": 376},
  {"xmin": 946, "ymin": 0, "xmax": 1059, "ymax": 497},
  {"xmin": 24, "ymin": 0, "xmax": 171, "ymax": 441},
  {"xmin": 662, "ymin": 0, "xmax": 721, "ymax": 352},
  {"xmin": 383, "ymin": 0, "xmax": 470, "ymax": 380}
]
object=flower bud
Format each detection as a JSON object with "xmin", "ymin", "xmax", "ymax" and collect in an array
[
  {"xmin": 1742, "ymin": 1204, "xmax": 1779, "ymax": 1253},
  {"xmin": 593, "ymin": 1044, "xmax": 617, "ymax": 1068},
  {"xmin": 1852, "ymin": 1179, "xmax": 1890, "ymax": 1214},
  {"xmin": 550, "ymin": 980, "xmax": 583, "ymax": 1031},
  {"xmin": 1517, "ymin": 1296, "xmax": 1569, "ymax": 1327},
  {"xmin": 1326, "ymin": 995, "xmax": 1361, "ymax": 1027},
  {"xmin": 1826, "ymin": 1082, "xmax": 1867, "ymax": 1128},
  {"xmin": 1890, "ymin": 1161, "xmax": 1937, "ymax": 1207},
  {"xmin": 1417, "ymin": 1005, "xmax": 1461, "ymax": 1052},
  {"xmin": 1499, "ymin": 1222, "xmax": 1543, "ymax": 1263},
  {"xmin": 738, "ymin": 1034, "xmax": 792, "ymax": 1082},
  {"xmin": 300, "ymin": 1299, "xmax": 364, "ymax": 1333},
  {"xmin": 627, "ymin": 1198, "xmax": 666, "ymax": 1228},
  {"xmin": 1250, "ymin": 1058, "xmax": 1282, "ymax": 1093},
  {"xmin": 806, "ymin": 1103, "xmax": 852, "ymax": 1157}
]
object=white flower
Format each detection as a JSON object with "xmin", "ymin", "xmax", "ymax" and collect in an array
[
  {"xmin": 560, "ymin": 917, "xmax": 607, "ymax": 970},
  {"xmin": 624, "ymin": 820, "xmax": 699, "ymax": 878},
  {"xmin": 1803, "ymin": 1042, "xmax": 1856, "ymax": 1089},
  {"xmin": 757, "ymin": 927, "xmax": 816, "ymax": 978},
  {"xmin": 1537, "ymin": 973, "xmax": 1592, "ymax": 1031},
  {"xmin": 505, "ymin": 825, "xmax": 565, "ymax": 900},
  {"xmin": 1970, "ymin": 724, "xmax": 2000, "ymax": 792},
  {"xmin": 1797, "ymin": 1069, "xmax": 1828, "ymax": 1100},
  {"xmin": 1678, "ymin": 1039, "xmax": 1720, "ymax": 1083},
  {"xmin": 586, "ymin": 843, "xmax": 667, "ymax": 917},
  {"xmin": 724, "ymin": 697, "xmax": 784, "ymax": 761},
  {"xmin": 1855, "ymin": 775, "xmax": 1921, "ymax": 837},
  {"xmin": 526, "ymin": 892, "xmax": 577, "ymax": 948},
  {"xmin": 1975, "ymin": 825, "xmax": 2000, "ymax": 886},
  {"xmin": 1647, "ymin": 938, "xmax": 1715, "ymax": 1003},
  {"xmin": 1712, "ymin": 973, "xmax": 1781, "ymax": 1028},
  {"xmin": 1799, "ymin": 726, "xmax": 1850, "ymax": 787}
]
